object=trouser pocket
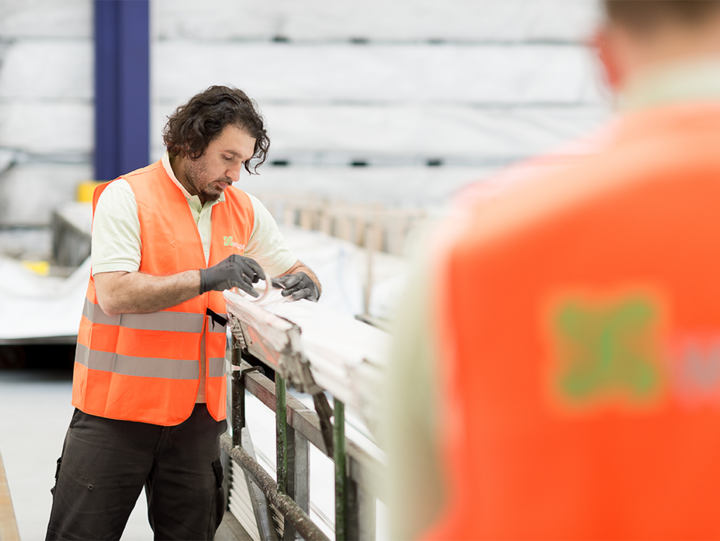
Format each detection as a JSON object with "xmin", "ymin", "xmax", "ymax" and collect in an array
[
  {"xmin": 208, "ymin": 458, "xmax": 226, "ymax": 537},
  {"xmin": 50, "ymin": 409, "xmax": 81, "ymax": 497},
  {"xmin": 50, "ymin": 457, "xmax": 62, "ymax": 496}
]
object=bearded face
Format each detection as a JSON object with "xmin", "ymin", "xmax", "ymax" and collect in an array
[{"xmin": 175, "ymin": 125, "xmax": 256, "ymax": 205}]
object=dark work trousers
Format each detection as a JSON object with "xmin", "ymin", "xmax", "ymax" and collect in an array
[{"xmin": 46, "ymin": 404, "xmax": 227, "ymax": 541}]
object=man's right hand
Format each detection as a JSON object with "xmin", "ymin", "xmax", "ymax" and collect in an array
[{"xmin": 199, "ymin": 255, "xmax": 266, "ymax": 296}]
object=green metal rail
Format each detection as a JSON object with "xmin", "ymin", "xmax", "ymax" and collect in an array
[
  {"xmin": 333, "ymin": 400, "xmax": 347, "ymax": 541},
  {"xmin": 225, "ymin": 330, "xmax": 381, "ymax": 541}
]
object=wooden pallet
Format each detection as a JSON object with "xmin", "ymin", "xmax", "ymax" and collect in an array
[{"xmin": 256, "ymin": 193, "xmax": 425, "ymax": 256}]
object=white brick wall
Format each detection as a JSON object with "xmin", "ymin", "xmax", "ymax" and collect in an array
[
  {"xmin": 0, "ymin": 163, "xmax": 92, "ymax": 222},
  {"xmin": 240, "ymin": 166, "xmax": 501, "ymax": 208},
  {"xmin": 0, "ymin": 102, "xmax": 92, "ymax": 154},
  {"xmin": 0, "ymin": 0, "xmax": 610, "ymax": 224},
  {"xmin": 0, "ymin": 41, "xmax": 92, "ymax": 100},
  {"xmin": 153, "ymin": 0, "xmax": 600, "ymax": 43},
  {"xmin": 0, "ymin": 0, "xmax": 90, "ymax": 38},
  {"xmin": 153, "ymin": 44, "xmax": 602, "ymax": 105},
  {"xmin": 0, "ymin": 0, "xmax": 92, "ymax": 224},
  {"xmin": 151, "ymin": 0, "xmax": 610, "ymax": 205},
  {"xmin": 257, "ymin": 105, "xmax": 607, "ymax": 164}
]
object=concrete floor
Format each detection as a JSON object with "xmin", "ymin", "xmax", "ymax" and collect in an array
[{"xmin": 0, "ymin": 367, "xmax": 153, "ymax": 540}]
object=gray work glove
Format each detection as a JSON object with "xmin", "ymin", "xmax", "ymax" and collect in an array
[
  {"xmin": 199, "ymin": 254, "xmax": 265, "ymax": 297},
  {"xmin": 272, "ymin": 272, "xmax": 320, "ymax": 302}
]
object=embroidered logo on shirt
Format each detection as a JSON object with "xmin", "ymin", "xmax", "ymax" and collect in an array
[
  {"xmin": 547, "ymin": 290, "xmax": 720, "ymax": 413},
  {"xmin": 551, "ymin": 294, "xmax": 663, "ymax": 407},
  {"xmin": 223, "ymin": 236, "xmax": 245, "ymax": 251}
]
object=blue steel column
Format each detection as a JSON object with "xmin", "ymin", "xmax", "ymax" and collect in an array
[{"xmin": 94, "ymin": 0, "xmax": 150, "ymax": 180}]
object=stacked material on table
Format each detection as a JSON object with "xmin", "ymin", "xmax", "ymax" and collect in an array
[
  {"xmin": 274, "ymin": 225, "xmax": 408, "ymax": 320},
  {"xmin": 224, "ymin": 287, "xmax": 389, "ymax": 435}
]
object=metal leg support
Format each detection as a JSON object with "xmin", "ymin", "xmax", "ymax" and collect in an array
[
  {"xmin": 231, "ymin": 338, "xmax": 244, "ymax": 447},
  {"xmin": 334, "ymin": 399, "xmax": 347, "ymax": 541},
  {"xmin": 283, "ymin": 427, "xmax": 310, "ymax": 541},
  {"xmin": 276, "ymin": 374, "xmax": 288, "ymax": 495},
  {"xmin": 346, "ymin": 475, "xmax": 376, "ymax": 541},
  {"xmin": 346, "ymin": 477, "xmax": 359, "ymax": 541}
]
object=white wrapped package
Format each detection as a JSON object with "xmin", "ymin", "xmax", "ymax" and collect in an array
[
  {"xmin": 224, "ymin": 287, "xmax": 389, "ymax": 419},
  {"xmin": 0, "ymin": 256, "xmax": 89, "ymax": 342}
]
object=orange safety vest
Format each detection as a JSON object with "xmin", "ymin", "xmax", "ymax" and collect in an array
[
  {"xmin": 71, "ymin": 160, "xmax": 255, "ymax": 426},
  {"xmin": 423, "ymin": 103, "xmax": 720, "ymax": 540}
]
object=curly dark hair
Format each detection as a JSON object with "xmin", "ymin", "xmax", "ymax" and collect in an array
[
  {"xmin": 163, "ymin": 85, "xmax": 270, "ymax": 174},
  {"xmin": 605, "ymin": 0, "xmax": 720, "ymax": 29}
]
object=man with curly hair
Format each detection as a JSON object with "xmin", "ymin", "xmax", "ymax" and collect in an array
[{"xmin": 46, "ymin": 86, "xmax": 321, "ymax": 540}]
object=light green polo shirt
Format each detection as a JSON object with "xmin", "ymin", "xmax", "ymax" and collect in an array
[{"xmin": 620, "ymin": 58, "xmax": 720, "ymax": 111}]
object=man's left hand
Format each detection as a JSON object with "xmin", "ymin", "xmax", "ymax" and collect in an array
[{"xmin": 272, "ymin": 272, "xmax": 320, "ymax": 302}]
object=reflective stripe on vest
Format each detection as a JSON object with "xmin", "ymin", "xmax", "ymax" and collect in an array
[
  {"xmin": 82, "ymin": 299, "xmax": 227, "ymax": 334},
  {"xmin": 76, "ymin": 344, "xmax": 227, "ymax": 379},
  {"xmin": 72, "ymin": 159, "xmax": 255, "ymax": 426}
]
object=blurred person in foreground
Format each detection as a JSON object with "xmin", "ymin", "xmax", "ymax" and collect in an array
[
  {"xmin": 46, "ymin": 86, "xmax": 320, "ymax": 540},
  {"xmin": 386, "ymin": 1, "xmax": 720, "ymax": 539}
]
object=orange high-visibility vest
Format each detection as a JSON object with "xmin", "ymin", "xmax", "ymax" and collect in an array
[
  {"xmin": 423, "ymin": 103, "xmax": 720, "ymax": 540},
  {"xmin": 71, "ymin": 160, "xmax": 254, "ymax": 426}
]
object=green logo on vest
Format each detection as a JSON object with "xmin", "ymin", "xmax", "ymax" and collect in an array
[
  {"xmin": 552, "ymin": 295, "xmax": 663, "ymax": 406},
  {"xmin": 222, "ymin": 235, "xmax": 245, "ymax": 251}
]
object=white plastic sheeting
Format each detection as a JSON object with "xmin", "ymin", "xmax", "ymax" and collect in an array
[
  {"xmin": 226, "ymin": 286, "xmax": 390, "ymax": 414},
  {"xmin": 267, "ymin": 298, "xmax": 390, "ymax": 424},
  {"xmin": 0, "ymin": 256, "xmax": 89, "ymax": 342},
  {"xmin": 275, "ymin": 225, "xmax": 409, "ymax": 319}
]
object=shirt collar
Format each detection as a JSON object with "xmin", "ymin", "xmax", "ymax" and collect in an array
[
  {"xmin": 620, "ymin": 58, "xmax": 720, "ymax": 112},
  {"xmin": 161, "ymin": 152, "xmax": 225, "ymax": 205}
]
